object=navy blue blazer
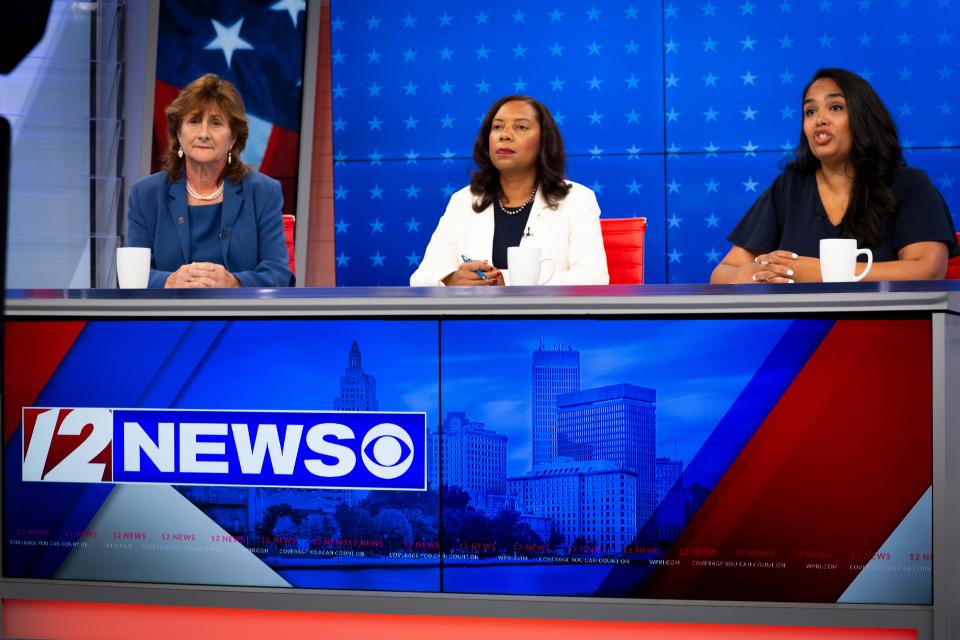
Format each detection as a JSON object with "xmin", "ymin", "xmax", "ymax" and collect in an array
[{"xmin": 126, "ymin": 170, "xmax": 293, "ymax": 288}]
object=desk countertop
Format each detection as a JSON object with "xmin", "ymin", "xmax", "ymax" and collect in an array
[{"xmin": 5, "ymin": 282, "xmax": 960, "ymax": 316}]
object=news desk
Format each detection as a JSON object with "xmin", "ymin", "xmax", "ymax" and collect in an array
[{"xmin": 2, "ymin": 283, "xmax": 959, "ymax": 640}]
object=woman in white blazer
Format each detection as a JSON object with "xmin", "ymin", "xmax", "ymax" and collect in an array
[{"xmin": 410, "ymin": 95, "xmax": 608, "ymax": 287}]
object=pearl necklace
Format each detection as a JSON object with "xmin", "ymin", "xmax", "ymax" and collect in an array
[
  {"xmin": 498, "ymin": 185, "xmax": 538, "ymax": 215},
  {"xmin": 186, "ymin": 180, "xmax": 225, "ymax": 201}
]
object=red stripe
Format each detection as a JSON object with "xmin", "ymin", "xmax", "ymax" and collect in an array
[
  {"xmin": 645, "ymin": 319, "xmax": 932, "ymax": 601},
  {"xmin": 4, "ymin": 321, "xmax": 86, "ymax": 444},
  {"xmin": 259, "ymin": 124, "xmax": 301, "ymax": 212},
  {"xmin": 151, "ymin": 80, "xmax": 182, "ymax": 174},
  {"xmin": 3, "ymin": 600, "xmax": 918, "ymax": 640}
]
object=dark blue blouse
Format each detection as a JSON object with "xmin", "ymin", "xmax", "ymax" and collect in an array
[
  {"xmin": 728, "ymin": 167, "xmax": 959, "ymax": 261},
  {"xmin": 491, "ymin": 200, "xmax": 534, "ymax": 269},
  {"xmin": 187, "ymin": 202, "xmax": 223, "ymax": 264}
]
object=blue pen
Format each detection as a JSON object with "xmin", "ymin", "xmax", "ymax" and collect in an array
[{"xmin": 460, "ymin": 254, "xmax": 487, "ymax": 280}]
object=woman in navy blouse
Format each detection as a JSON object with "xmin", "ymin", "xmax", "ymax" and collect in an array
[
  {"xmin": 127, "ymin": 73, "xmax": 292, "ymax": 288},
  {"xmin": 711, "ymin": 68, "xmax": 958, "ymax": 284}
]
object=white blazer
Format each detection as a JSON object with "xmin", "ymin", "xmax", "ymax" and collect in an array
[{"xmin": 410, "ymin": 181, "xmax": 609, "ymax": 286}]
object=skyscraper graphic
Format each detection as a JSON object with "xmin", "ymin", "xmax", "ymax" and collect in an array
[
  {"xmin": 531, "ymin": 344, "xmax": 580, "ymax": 468},
  {"xmin": 430, "ymin": 411, "xmax": 508, "ymax": 507},
  {"xmin": 333, "ymin": 340, "xmax": 377, "ymax": 504},
  {"xmin": 334, "ymin": 340, "xmax": 378, "ymax": 411},
  {"xmin": 655, "ymin": 457, "xmax": 684, "ymax": 543},
  {"xmin": 556, "ymin": 384, "xmax": 657, "ymax": 530},
  {"xmin": 507, "ymin": 459, "xmax": 638, "ymax": 554}
]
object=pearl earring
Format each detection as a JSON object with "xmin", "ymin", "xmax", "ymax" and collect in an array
[
  {"xmin": 177, "ymin": 147, "xmax": 183, "ymax": 159},
  {"xmin": 228, "ymin": 150, "xmax": 232, "ymax": 164}
]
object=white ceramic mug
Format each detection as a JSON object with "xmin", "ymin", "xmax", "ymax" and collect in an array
[
  {"xmin": 116, "ymin": 247, "xmax": 151, "ymax": 288},
  {"xmin": 507, "ymin": 246, "xmax": 555, "ymax": 286},
  {"xmin": 819, "ymin": 238, "xmax": 872, "ymax": 282}
]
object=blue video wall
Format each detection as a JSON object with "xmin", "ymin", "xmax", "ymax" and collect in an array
[{"xmin": 330, "ymin": 0, "xmax": 959, "ymax": 285}]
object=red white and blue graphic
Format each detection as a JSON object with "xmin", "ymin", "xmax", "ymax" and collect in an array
[
  {"xmin": 153, "ymin": 0, "xmax": 307, "ymax": 212},
  {"xmin": 330, "ymin": 1, "xmax": 959, "ymax": 285},
  {"xmin": 439, "ymin": 318, "xmax": 932, "ymax": 604},
  {"xmin": 22, "ymin": 407, "xmax": 426, "ymax": 491},
  {"xmin": 3, "ymin": 317, "xmax": 932, "ymax": 603}
]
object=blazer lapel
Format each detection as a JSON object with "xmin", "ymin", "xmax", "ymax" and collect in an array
[
  {"xmin": 219, "ymin": 178, "xmax": 242, "ymax": 264},
  {"xmin": 167, "ymin": 178, "xmax": 191, "ymax": 263},
  {"xmin": 464, "ymin": 204, "xmax": 495, "ymax": 260},
  {"xmin": 521, "ymin": 190, "xmax": 548, "ymax": 247}
]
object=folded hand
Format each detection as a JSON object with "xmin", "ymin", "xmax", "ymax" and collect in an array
[
  {"xmin": 750, "ymin": 251, "xmax": 821, "ymax": 283},
  {"xmin": 444, "ymin": 259, "xmax": 503, "ymax": 286},
  {"xmin": 165, "ymin": 262, "xmax": 240, "ymax": 288}
]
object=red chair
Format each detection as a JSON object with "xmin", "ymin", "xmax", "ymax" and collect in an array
[
  {"xmin": 600, "ymin": 217, "xmax": 646, "ymax": 284},
  {"xmin": 282, "ymin": 214, "xmax": 296, "ymax": 276},
  {"xmin": 947, "ymin": 232, "xmax": 960, "ymax": 280}
]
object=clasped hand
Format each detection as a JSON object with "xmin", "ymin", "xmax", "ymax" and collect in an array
[
  {"xmin": 748, "ymin": 250, "xmax": 821, "ymax": 284},
  {"xmin": 444, "ymin": 259, "xmax": 503, "ymax": 286},
  {"xmin": 165, "ymin": 262, "xmax": 240, "ymax": 288}
]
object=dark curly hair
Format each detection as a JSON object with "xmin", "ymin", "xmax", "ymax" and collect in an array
[
  {"xmin": 469, "ymin": 95, "xmax": 571, "ymax": 212},
  {"xmin": 161, "ymin": 73, "xmax": 250, "ymax": 183},
  {"xmin": 788, "ymin": 68, "xmax": 904, "ymax": 248}
]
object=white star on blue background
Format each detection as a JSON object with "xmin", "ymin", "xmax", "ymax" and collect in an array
[
  {"xmin": 270, "ymin": 0, "xmax": 306, "ymax": 27},
  {"xmin": 205, "ymin": 18, "xmax": 254, "ymax": 69}
]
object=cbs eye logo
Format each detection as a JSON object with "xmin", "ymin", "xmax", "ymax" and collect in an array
[{"xmin": 361, "ymin": 423, "xmax": 415, "ymax": 479}]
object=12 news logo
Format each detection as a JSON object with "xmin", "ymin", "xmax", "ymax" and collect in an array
[{"xmin": 22, "ymin": 407, "xmax": 427, "ymax": 490}]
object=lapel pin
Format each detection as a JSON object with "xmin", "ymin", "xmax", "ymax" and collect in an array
[{"xmin": 178, "ymin": 216, "xmax": 184, "ymax": 225}]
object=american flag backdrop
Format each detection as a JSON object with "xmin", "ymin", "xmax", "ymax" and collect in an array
[
  {"xmin": 331, "ymin": 0, "xmax": 958, "ymax": 286},
  {"xmin": 153, "ymin": 0, "xmax": 307, "ymax": 215}
]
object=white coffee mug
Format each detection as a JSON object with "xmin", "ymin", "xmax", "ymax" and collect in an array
[
  {"xmin": 116, "ymin": 247, "xmax": 151, "ymax": 288},
  {"xmin": 819, "ymin": 238, "xmax": 872, "ymax": 282},
  {"xmin": 507, "ymin": 246, "xmax": 555, "ymax": 286}
]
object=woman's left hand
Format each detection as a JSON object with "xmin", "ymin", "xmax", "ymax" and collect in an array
[
  {"xmin": 190, "ymin": 262, "xmax": 240, "ymax": 287},
  {"xmin": 752, "ymin": 251, "xmax": 821, "ymax": 283},
  {"xmin": 166, "ymin": 262, "xmax": 239, "ymax": 288}
]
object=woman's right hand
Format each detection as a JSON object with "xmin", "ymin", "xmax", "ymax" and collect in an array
[
  {"xmin": 711, "ymin": 246, "xmax": 795, "ymax": 284},
  {"xmin": 164, "ymin": 262, "xmax": 235, "ymax": 288},
  {"xmin": 749, "ymin": 250, "xmax": 799, "ymax": 283},
  {"xmin": 442, "ymin": 259, "xmax": 502, "ymax": 286}
]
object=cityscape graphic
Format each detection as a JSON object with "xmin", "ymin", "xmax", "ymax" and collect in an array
[{"xmin": 176, "ymin": 318, "xmax": 796, "ymax": 594}]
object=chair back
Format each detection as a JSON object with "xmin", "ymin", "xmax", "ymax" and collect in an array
[
  {"xmin": 283, "ymin": 214, "xmax": 296, "ymax": 276},
  {"xmin": 600, "ymin": 217, "xmax": 646, "ymax": 284},
  {"xmin": 947, "ymin": 232, "xmax": 960, "ymax": 280}
]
